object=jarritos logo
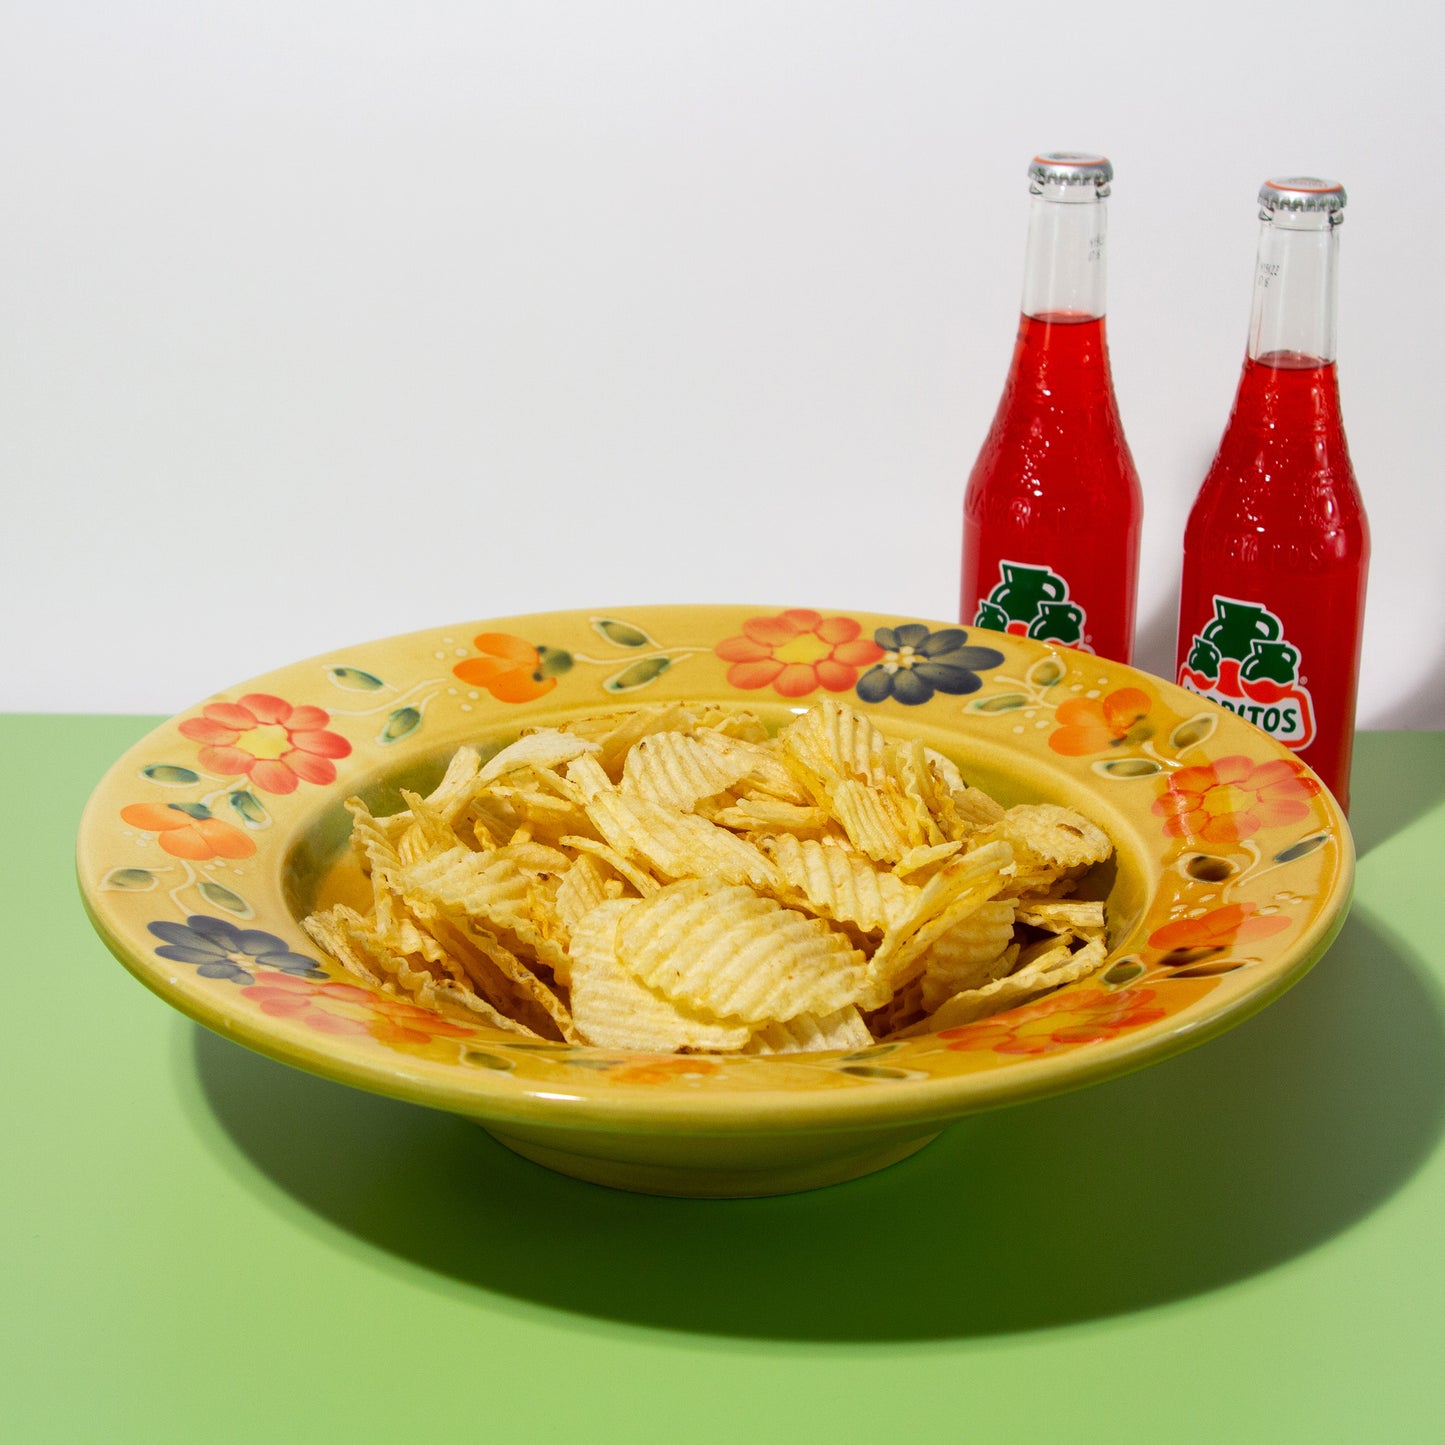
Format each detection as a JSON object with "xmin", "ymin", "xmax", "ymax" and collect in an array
[
  {"xmin": 973, "ymin": 561, "xmax": 1091, "ymax": 652},
  {"xmin": 1178, "ymin": 595, "xmax": 1316, "ymax": 750}
]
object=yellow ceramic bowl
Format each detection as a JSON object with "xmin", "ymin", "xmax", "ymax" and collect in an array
[{"xmin": 78, "ymin": 606, "xmax": 1352, "ymax": 1197}]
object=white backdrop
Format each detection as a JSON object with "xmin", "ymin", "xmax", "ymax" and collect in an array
[{"xmin": 4, "ymin": 0, "xmax": 1442, "ymax": 725}]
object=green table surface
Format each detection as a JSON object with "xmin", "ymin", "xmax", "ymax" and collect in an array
[{"xmin": 4, "ymin": 717, "xmax": 1443, "ymax": 1444}]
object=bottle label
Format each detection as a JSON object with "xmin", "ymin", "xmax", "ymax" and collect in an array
[
  {"xmin": 1177, "ymin": 595, "xmax": 1317, "ymax": 749},
  {"xmin": 971, "ymin": 561, "xmax": 1092, "ymax": 651}
]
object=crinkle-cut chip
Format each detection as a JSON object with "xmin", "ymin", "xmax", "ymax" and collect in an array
[
  {"xmin": 894, "ymin": 841, "xmax": 964, "ymax": 879},
  {"xmin": 778, "ymin": 698, "xmax": 890, "ymax": 792},
  {"xmin": 498, "ymin": 839, "xmax": 572, "ymax": 878},
  {"xmin": 919, "ymin": 900, "xmax": 1018, "ymax": 1011},
  {"xmin": 398, "ymin": 788, "xmax": 464, "ymax": 858},
  {"xmin": 995, "ymin": 804, "xmax": 1113, "ymax": 871},
  {"xmin": 483, "ymin": 783, "xmax": 589, "ymax": 837},
  {"xmin": 830, "ymin": 778, "xmax": 919, "ymax": 863},
  {"xmin": 620, "ymin": 730, "xmax": 754, "ymax": 811},
  {"xmin": 421, "ymin": 744, "xmax": 483, "ymax": 820},
  {"xmin": 762, "ymin": 834, "xmax": 917, "ymax": 934},
  {"xmin": 745, "ymin": 1006, "xmax": 873, "ymax": 1055},
  {"xmin": 1015, "ymin": 900, "xmax": 1108, "ymax": 940},
  {"xmin": 568, "ymin": 901, "xmax": 750, "ymax": 1051},
  {"xmin": 565, "ymin": 753, "xmax": 615, "ymax": 801},
  {"xmin": 396, "ymin": 845, "xmax": 530, "ymax": 925},
  {"xmin": 950, "ymin": 785, "xmax": 1007, "ymax": 832},
  {"xmin": 696, "ymin": 733, "xmax": 811, "ymax": 805},
  {"xmin": 590, "ymin": 705, "xmax": 700, "ymax": 778},
  {"xmin": 693, "ymin": 707, "xmax": 771, "ymax": 743},
  {"xmin": 860, "ymin": 840, "xmax": 1014, "ymax": 1006},
  {"xmin": 888, "ymin": 738, "xmax": 949, "ymax": 847},
  {"xmin": 711, "ymin": 798, "xmax": 833, "ymax": 837},
  {"xmin": 423, "ymin": 912, "xmax": 575, "ymax": 1041},
  {"xmin": 586, "ymin": 792, "xmax": 779, "ymax": 889},
  {"xmin": 616, "ymin": 880, "xmax": 868, "ymax": 1025},
  {"xmin": 551, "ymin": 853, "xmax": 621, "ymax": 933},
  {"xmin": 303, "ymin": 906, "xmax": 540, "ymax": 1036},
  {"xmin": 867, "ymin": 976, "xmax": 926, "ymax": 1038},
  {"xmin": 478, "ymin": 729, "xmax": 600, "ymax": 786},
  {"xmin": 559, "ymin": 835, "xmax": 661, "ymax": 898},
  {"xmin": 907, "ymin": 938, "xmax": 1109, "ymax": 1034},
  {"xmin": 925, "ymin": 747, "xmax": 966, "ymax": 795}
]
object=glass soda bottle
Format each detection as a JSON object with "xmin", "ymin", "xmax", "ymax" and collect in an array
[
  {"xmin": 1175, "ymin": 177, "xmax": 1369, "ymax": 810},
  {"xmin": 961, "ymin": 152, "xmax": 1142, "ymax": 662}
]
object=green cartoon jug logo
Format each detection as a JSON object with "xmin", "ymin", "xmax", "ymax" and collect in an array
[
  {"xmin": 972, "ymin": 562, "xmax": 1088, "ymax": 650},
  {"xmin": 1178, "ymin": 595, "xmax": 1316, "ymax": 749}
]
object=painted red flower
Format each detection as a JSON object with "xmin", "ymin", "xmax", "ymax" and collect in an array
[
  {"xmin": 608, "ymin": 1057, "xmax": 721, "ymax": 1085},
  {"xmin": 245, "ymin": 974, "xmax": 475, "ymax": 1045},
  {"xmin": 1148, "ymin": 903, "xmax": 1291, "ymax": 952},
  {"xmin": 120, "ymin": 803, "xmax": 257, "ymax": 860},
  {"xmin": 453, "ymin": 633, "xmax": 558, "ymax": 703},
  {"xmin": 1152, "ymin": 754, "xmax": 1320, "ymax": 845},
  {"xmin": 940, "ymin": 986, "xmax": 1167, "ymax": 1056},
  {"xmin": 178, "ymin": 693, "xmax": 352, "ymax": 795},
  {"xmin": 714, "ymin": 609, "xmax": 884, "ymax": 698},
  {"xmin": 1048, "ymin": 686, "xmax": 1154, "ymax": 756}
]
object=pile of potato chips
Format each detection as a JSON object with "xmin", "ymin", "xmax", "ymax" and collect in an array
[{"xmin": 303, "ymin": 699, "xmax": 1114, "ymax": 1054}]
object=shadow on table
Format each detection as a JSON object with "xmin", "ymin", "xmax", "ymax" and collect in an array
[
  {"xmin": 1348, "ymin": 731, "xmax": 1445, "ymax": 858},
  {"xmin": 193, "ymin": 909, "xmax": 1443, "ymax": 1343}
]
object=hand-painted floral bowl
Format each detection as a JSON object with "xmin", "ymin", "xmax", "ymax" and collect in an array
[{"xmin": 78, "ymin": 606, "xmax": 1352, "ymax": 1197}]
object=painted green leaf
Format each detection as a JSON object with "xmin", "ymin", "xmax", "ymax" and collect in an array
[
  {"xmin": 327, "ymin": 666, "xmax": 386, "ymax": 691},
  {"xmin": 593, "ymin": 618, "xmax": 653, "ymax": 648},
  {"xmin": 1274, "ymin": 832, "xmax": 1330, "ymax": 864},
  {"xmin": 1104, "ymin": 958, "xmax": 1146, "ymax": 985},
  {"xmin": 1184, "ymin": 853, "xmax": 1235, "ymax": 883},
  {"xmin": 103, "ymin": 867, "xmax": 158, "ymax": 891},
  {"xmin": 604, "ymin": 656, "xmax": 672, "ymax": 692},
  {"xmin": 1027, "ymin": 657, "xmax": 1066, "ymax": 688},
  {"xmin": 169, "ymin": 801, "xmax": 213, "ymax": 819},
  {"xmin": 535, "ymin": 646, "xmax": 575, "ymax": 678},
  {"xmin": 839, "ymin": 1064, "xmax": 911, "ymax": 1081},
  {"xmin": 229, "ymin": 790, "xmax": 269, "ymax": 828},
  {"xmin": 141, "ymin": 764, "xmax": 200, "ymax": 786},
  {"xmin": 1170, "ymin": 713, "xmax": 1218, "ymax": 752},
  {"xmin": 378, "ymin": 707, "xmax": 422, "ymax": 743},
  {"xmin": 1093, "ymin": 757, "xmax": 1162, "ymax": 779},
  {"xmin": 970, "ymin": 692, "xmax": 1028, "ymax": 714},
  {"xmin": 463, "ymin": 1051, "xmax": 516, "ymax": 1072},
  {"xmin": 198, "ymin": 881, "xmax": 251, "ymax": 917}
]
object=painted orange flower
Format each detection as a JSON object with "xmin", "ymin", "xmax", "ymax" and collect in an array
[
  {"xmin": 120, "ymin": 803, "xmax": 257, "ymax": 860},
  {"xmin": 1048, "ymin": 686, "xmax": 1153, "ymax": 756},
  {"xmin": 1153, "ymin": 754, "xmax": 1320, "ymax": 845},
  {"xmin": 608, "ymin": 1057, "xmax": 721, "ymax": 1085},
  {"xmin": 940, "ymin": 986, "xmax": 1167, "ymax": 1056},
  {"xmin": 714, "ymin": 609, "xmax": 884, "ymax": 698},
  {"xmin": 453, "ymin": 633, "xmax": 558, "ymax": 703},
  {"xmin": 1148, "ymin": 903, "xmax": 1291, "ymax": 952},
  {"xmin": 178, "ymin": 694, "xmax": 352, "ymax": 795},
  {"xmin": 245, "ymin": 974, "xmax": 475, "ymax": 1045}
]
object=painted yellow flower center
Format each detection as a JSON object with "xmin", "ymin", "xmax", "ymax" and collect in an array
[
  {"xmin": 1203, "ymin": 783, "xmax": 1252, "ymax": 818},
  {"xmin": 772, "ymin": 634, "xmax": 833, "ymax": 666},
  {"xmin": 244, "ymin": 724, "xmax": 294, "ymax": 760}
]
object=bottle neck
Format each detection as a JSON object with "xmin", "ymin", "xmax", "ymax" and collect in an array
[
  {"xmin": 1020, "ymin": 181, "xmax": 1108, "ymax": 321},
  {"xmin": 1248, "ymin": 208, "xmax": 1341, "ymax": 365}
]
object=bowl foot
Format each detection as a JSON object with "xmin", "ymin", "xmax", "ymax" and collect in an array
[{"xmin": 482, "ymin": 1125, "xmax": 940, "ymax": 1198}]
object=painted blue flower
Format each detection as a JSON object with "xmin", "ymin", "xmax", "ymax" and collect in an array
[
  {"xmin": 147, "ymin": 915, "xmax": 326, "ymax": 985},
  {"xmin": 855, "ymin": 625, "xmax": 1005, "ymax": 706}
]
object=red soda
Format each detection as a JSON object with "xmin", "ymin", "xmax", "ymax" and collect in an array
[
  {"xmin": 962, "ymin": 153, "xmax": 1142, "ymax": 663},
  {"xmin": 1175, "ymin": 178, "xmax": 1369, "ymax": 810}
]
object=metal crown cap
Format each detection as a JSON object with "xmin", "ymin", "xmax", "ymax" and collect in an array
[
  {"xmin": 1029, "ymin": 152, "xmax": 1113, "ymax": 188},
  {"xmin": 1259, "ymin": 176, "xmax": 1347, "ymax": 214}
]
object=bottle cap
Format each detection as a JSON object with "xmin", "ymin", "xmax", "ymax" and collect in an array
[
  {"xmin": 1028, "ymin": 152, "xmax": 1113, "ymax": 191},
  {"xmin": 1258, "ymin": 176, "xmax": 1347, "ymax": 216}
]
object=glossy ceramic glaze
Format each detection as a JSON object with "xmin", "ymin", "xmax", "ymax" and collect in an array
[{"xmin": 78, "ymin": 606, "xmax": 1353, "ymax": 1196}]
